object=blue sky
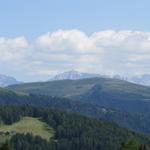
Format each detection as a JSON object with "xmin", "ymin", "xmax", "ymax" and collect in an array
[
  {"xmin": 0, "ymin": 0, "xmax": 150, "ymax": 81},
  {"xmin": 0, "ymin": 0, "xmax": 150, "ymax": 39}
]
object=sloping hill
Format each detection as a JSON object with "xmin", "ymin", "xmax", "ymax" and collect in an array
[
  {"xmin": 9, "ymin": 77, "xmax": 150, "ymax": 97},
  {"xmin": 0, "ymin": 87, "xmax": 150, "ymax": 135},
  {"xmin": 0, "ymin": 105, "xmax": 150, "ymax": 150},
  {"xmin": 9, "ymin": 78, "xmax": 150, "ymax": 113}
]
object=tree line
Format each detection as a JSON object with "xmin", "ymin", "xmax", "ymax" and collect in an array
[{"xmin": 0, "ymin": 105, "xmax": 149, "ymax": 150}]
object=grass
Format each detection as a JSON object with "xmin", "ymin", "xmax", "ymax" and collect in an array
[
  {"xmin": 0, "ymin": 117, "xmax": 55, "ymax": 141},
  {"xmin": 9, "ymin": 77, "xmax": 150, "ymax": 99},
  {"xmin": 0, "ymin": 135, "xmax": 10, "ymax": 145}
]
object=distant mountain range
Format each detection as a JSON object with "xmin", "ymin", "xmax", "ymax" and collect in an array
[
  {"xmin": 50, "ymin": 70, "xmax": 150, "ymax": 87},
  {"xmin": 113, "ymin": 74, "xmax": 150, "ymax": 86},
  {"xmin": 1, "ymin": 70, "xmax": 150, "ymax": 87},
  {"xmin": 50, "ymin": 70, "xmax": 107, "ymax": 81},
  {"xmin": 0, "ymin": 74, "xmax": 20, "ymax": 87},
  {"xmin": 129, "ymin": 74, "xmax": 150, "ymax": 86}
]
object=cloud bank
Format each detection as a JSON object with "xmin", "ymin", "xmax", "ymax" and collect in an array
[{"xmin": 1, "ymin": 29, "xmax": 150, "ymax": 81}]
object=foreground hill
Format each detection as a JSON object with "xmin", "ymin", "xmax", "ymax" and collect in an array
[
  {"xmin": 0, "ymin": 105, "xmax": 150, "ymax": 150},
  {"xmin": 0, "ymin": 88, "xmax": 150, "ymax": 135},
  {"xmin": 9, "ymin": 78, "xmax": 150, "ymax": 113}
]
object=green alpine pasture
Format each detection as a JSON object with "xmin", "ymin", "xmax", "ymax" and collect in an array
[{"xmin": 0, "ymin": 117, "xmax": 54, "ymax": 141}]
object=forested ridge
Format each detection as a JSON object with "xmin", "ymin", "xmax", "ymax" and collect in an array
[
  {"xmin": 0, "ymin": 88, "xmax": 150, "ymax": 135},
  {"xmin": 0, "ymin": 105, "xmax": 150, "ymax": 150},
  {"xmin": 1, "ymin": 78, "xmax": 150, "ymax": 149}
]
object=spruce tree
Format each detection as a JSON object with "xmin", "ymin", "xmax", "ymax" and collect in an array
[{"xmin": 0, "ymin": 142, "xmax": 11, "ymax": 150}]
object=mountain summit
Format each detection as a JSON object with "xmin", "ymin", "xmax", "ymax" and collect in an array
[
  {"xmin": 0, "ymin": 74, "xmax": 20, "ymax": 87},
  {"xmin": 50, "ymin": 70, "xmax": 105, "ymax": 81}
]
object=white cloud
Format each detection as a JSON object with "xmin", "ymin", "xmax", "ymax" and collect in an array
[
  {"xmin": 0, "ymin": 37, "xmax": 28, "ymax": 61},
  {"xmin": 0, "ymin": 29, "xmax": 150, "ymax": 81},
  {"xmin": 35, "ymin": 29, "xmax": 97, "ymax": 53}
]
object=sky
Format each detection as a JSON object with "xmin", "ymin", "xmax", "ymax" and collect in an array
[{"xmin": 0, "ymin": 0, "xmax": 150, "ymax": 81}]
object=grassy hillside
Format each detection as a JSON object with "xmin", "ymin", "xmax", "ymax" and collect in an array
[
  {"xmin": 0, "ymin": 117, "xmax": 54, "ymax": 141},
  {"xmin": 9, "ymin": 78, "xmax": 150, "ymax": 98},
  {"xmin": 9, "ymin": 78, "xmax": 150, "ymax": 113}
]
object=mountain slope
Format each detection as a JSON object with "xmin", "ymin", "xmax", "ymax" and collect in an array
[
  {"xmin": 1, "ymin": 105, "xmax": 150, "ymax": 150},
  {"xmin": 9, "ymin": 78, "xmax": 150, "ymax": 113},
  {"xmin": 0, "ymin": 74, "xmax": 20, "ymax": 87},
  {"xmin": 0, "ymin": 87, "xmax": 150, "ymax": 135}
]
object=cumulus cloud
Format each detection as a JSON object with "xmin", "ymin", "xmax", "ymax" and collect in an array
[
  {"xmin": 34, "ymin": 29, "xmax": 98, "ymax": 55},
  {"xmin": 0, "ymin": 37, "xmax": 28, "ymax": 61},
  {"xmin": 0, "ymin": 29, "xmax": 150, "ymax": 81}
]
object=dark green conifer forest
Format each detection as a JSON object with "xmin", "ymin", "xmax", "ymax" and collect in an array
[{"xmin": 0, "ymin": 105, "xmax": 150, "ymax": 150}]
